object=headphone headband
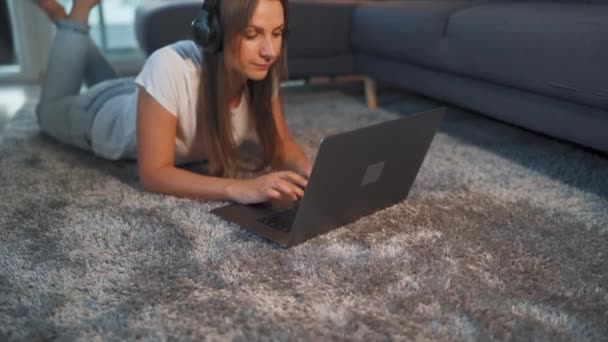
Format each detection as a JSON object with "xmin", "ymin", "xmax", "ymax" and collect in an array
[
  {"xmin": 192, "ymin": 0, "xmax": 223, "ymax": 53},
  {"xmin": 192, "ymin": 0, "xmax": 290, "ymax": 54}
]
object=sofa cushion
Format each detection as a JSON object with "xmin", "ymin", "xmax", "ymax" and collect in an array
[
  {"xmin": 289, "ymin": 55, "xmax": 356, "ymax": 78},
  {"xmin": 442, "ymin": 3, "xmax": 608, "ymax": 109},
  {"xmin": 288, "ymin": 0, "xmax": 369, "ymax": 59},
  {"xmin": 477, "ymin": 0, "xmax": 588, "ymax": 3},
  {"xmin": 352, "ymin": 1, "xmax": 477, "ymax": 68}
]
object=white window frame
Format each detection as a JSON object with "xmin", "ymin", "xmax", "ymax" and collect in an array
[
  {"xmin": 0, "ymin": 0, "xmax": 145, "ymax": 83},
  {"xmin": 0, "ymin": 0, "xmax": 53, "ymax": 82}
]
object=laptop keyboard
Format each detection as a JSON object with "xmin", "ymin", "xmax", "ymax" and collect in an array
[{"xmin": 258, "ymin": 206, "xmax": 298, "ymax": 232}]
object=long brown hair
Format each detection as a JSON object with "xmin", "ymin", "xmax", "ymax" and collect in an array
[{"xmin": 197, "ymin": 0, "xmax": 289, "ymax": 178}]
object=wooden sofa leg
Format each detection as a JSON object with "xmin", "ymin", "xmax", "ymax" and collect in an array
[{"xmin": 364, "ymin": 77, "xmax": 378, "ymax": 110}]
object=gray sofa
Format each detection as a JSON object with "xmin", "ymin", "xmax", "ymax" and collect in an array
[
  {"xmin": 135, "ymin": 0, "xmax": 608, "ymax": 153},
  {"xmin": 353, "ymin": 0, "xmax": 608, "ymax": 153}
]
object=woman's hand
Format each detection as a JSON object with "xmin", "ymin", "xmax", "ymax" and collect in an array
[{"xmin": 226, "ymin": 171, "xmax": 308, "ymax": 205}]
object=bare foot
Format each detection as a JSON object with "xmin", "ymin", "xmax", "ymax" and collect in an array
[
  {"xmin": 68, "ymin": 0, "xmax": 102, "ymax": 25},
  {"xmin": 34, "ymin": 0, "xmax": 67, "ymax": 22}
]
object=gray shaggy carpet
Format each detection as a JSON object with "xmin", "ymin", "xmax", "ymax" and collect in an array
[{"xmin": 1, "ymin": 85, "xmax": 607, "ymax": 341}]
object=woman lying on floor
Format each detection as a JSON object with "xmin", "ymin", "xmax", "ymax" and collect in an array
[{"xmin": 35, "ymin": 0, "xmax": 311, "ymax": 204}]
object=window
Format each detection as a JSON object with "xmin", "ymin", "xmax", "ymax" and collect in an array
[
  {"xmin": 0, "ymin": 0, "xmax": 52, "ymax": 81},
  {"xmin": 0, "ymin": 0, "xmax": 16, "ymax": 66},
  {"xmin": 58, "ymin": 0, "xmax": 148, "ymax": 52},
  {"xmin": 0, "ymin": 0, "xmax": 150, "ymax": 82}
]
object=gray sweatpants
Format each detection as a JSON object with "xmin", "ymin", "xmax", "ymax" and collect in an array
[{"xmin": 36, "ymin": 19, "xmax": 136, "ymax": 155}]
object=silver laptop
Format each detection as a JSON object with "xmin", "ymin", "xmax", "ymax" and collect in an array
[{"xmin": 211, "ymin": 107, "xmax": 446, "ymax": 247}]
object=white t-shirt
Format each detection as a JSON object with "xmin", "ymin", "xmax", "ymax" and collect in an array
[{"xmin": 91, "ymin": 40, "xmax": 256, "ymax": 164}]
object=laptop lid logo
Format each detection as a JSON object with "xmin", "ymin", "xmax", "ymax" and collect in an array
[{"xmin": 361, "ymin": 161, "xmax": 386, "ymax": 186}]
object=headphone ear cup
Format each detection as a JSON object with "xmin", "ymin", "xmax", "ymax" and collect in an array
[
  {"xmin": 191, "ymin": 3, "xmax": 223, "ymax": 53},
  {"xmin": 191, "ymin": 10, "xmax": 211, "ymax": 47},
  {"xmin": 206, "ymin": 13, "xmax": 223, "ymax": 53}
]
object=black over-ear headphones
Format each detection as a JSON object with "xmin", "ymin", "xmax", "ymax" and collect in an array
[{"xmin": 192, "ymin": 0, "xmax": 223, "ymax": 53}]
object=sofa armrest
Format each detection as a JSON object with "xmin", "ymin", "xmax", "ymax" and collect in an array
[{"xmin": 135, "ymin": 0, "xmax": 200, "ymax": 56}]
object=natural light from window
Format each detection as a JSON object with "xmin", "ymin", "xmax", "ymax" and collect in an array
[{"xmin": 57, "ymin": 0, "xmax": 149, "ymax": 51}]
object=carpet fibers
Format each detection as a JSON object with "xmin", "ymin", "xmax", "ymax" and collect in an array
[{"xmin": 1, "ymin": 85, "xmax": 607, "ymax": 341}]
